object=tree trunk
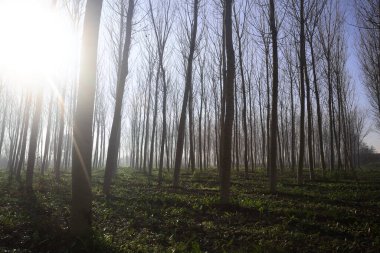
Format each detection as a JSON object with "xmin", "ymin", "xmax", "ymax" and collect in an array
[
  {"xmin": 189, "ymin": 82, "xmax": 195, "ymax": 172},
  {"xmin": 172, "ymin": 0, "xmax": 199, "ymax": 187},
  {"xmin": 16, "ymin": 93, "xmax": 32, "ymax": 181},
  {"xmin": 305, "ymin": 62, "xmax": 315, "ymax": 180},
  {"xmin": 148, "ymin": 63, "xmax": 160, "ymax": 179},
  {"xmin": 0, "ymin": 100, "xmax": 8, "ymax": 158},
  {"xmin": 269, "ymin": 0, "xmax": 278, "ymax": 193},
  {"xmin": 219, "ymin": 0, "xmax": 235, "ymax": 204},
  {"xmin": 41, "ymin": 95, "xmax": 54, "ymax": 174},
  {"xmin": 143, "ymin": 80, "xmax": 152, "ymax": 173},
  {"xmin": 158, "ymin": 64, "xmax": 168, "ymax": 185},
  {"xmin": 26, "ymin": 89, "xmax": 43, "ymax": 191},
  {"xmin": 309, "ymin": 39, "xmax": 326, "ymax": 176},
  {"xmin": 290, "ymin": 61, "xmax": 296, "ymax": 172},
  {"xmin": 71, "ymin": 0, "xmax": 103, "ymax": 237},
  {"xmin": 198, "ymin": 61, "xmax": 204, "ymax": 171},
  {"xmin": 54, "ymin": 86, "xmax": 67, "ymax": 181},
  {"xmin": 298, "ymin": 0, "xmax": 306, "ymax": 185},
  {"xmin": 103, "ymin": 0, "xmax": 134, "ymax": 196},
  {"xmin": 238, "ymin": 42, "xmax": 248, "ymax": 177}
]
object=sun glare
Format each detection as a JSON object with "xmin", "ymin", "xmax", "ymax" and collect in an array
[{"xmin": 0, "ymin": 0, "xmax": 77, "ymax": 87}]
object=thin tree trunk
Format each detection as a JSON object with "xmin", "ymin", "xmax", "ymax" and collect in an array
[
  {"xmin": 198, "ymin": 65, "xmax": 204, "ymax": 171},
  {"xmin": 305, "ymin": 62, "xmax": 315, "ymax": 180},
  {"xmin": 103, "ymin": 0, "xmax": 135, "ymax": 196},
  {"xmin": 237, "ymin": 36, "xmax": 248, "ymax": 177},
  {"xmin": 41, "ymin": 95, "xmax": 54, "ymax": 174},
  {"xmin": 16, "ymin": 93, "xmax": 32, "ymax": 181},
  {"xmin": 189, "ymin": 82, "xmax": 195, "ymax": 172},
  {"xmin": 309, "ymin": 39, "xmax": 326, "ymax": 176},
  {"xmin": 0, "ymin": 101, "xmax": 8, "ymax": 158},
  {"xmin": 158, "ymin": 65, "xmax": 168, "ymax": 185},
  {"xmin": 143, "ymin": 81, "xmax": 152, "ymax": 173},
  {"xmin": 54, "ymin": 86, "xmax": 67, "ymax": 181},
  {"xmin": 172, "ymin": 0, "xmax": 199, "ymax": 187},
  {"xmin": 148, "ymin": 63, "xmax": 160, "ymax": 179},
  {"xmin": 298, "ymin": 0, "xmax": 306, "ymax": 185},
  {"xmin": 26, "ymin": 89, "xmax": 44, "ymax": 191}
]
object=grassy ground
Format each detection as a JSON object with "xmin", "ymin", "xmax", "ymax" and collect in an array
[{"xmin": 0, "ymin": 166, "xmax": 379, "ymax": 252}]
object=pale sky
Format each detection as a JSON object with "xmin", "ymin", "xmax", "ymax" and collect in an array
[{"xmin": 344, "ymin": 0, "xmax": 380, "ymax": 152}]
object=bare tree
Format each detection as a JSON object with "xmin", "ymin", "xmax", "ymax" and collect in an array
[
  {"xmin": 306, "ymin": 0, "xmax": 327, "ymax": 175},
  {"xmin": 148, "ymin": 0, "xmax": 173, "ymax": 185},
  {"xmin": 25, "ymin": 88, "xmax": 43, "ymax": 191},
  {"xmin": 103, "ymin": 0, "xmax": 135, "ymax": 197},
  {"xmin": 233, "ymin": 0, "xmax": 251, "ymax": 178},
  {"xmin": 71, "ymin": 0, "xmax": 103, "ymax": 237},
  {"xmin": 268, "ymin": 0, "xmax": 279, "ymax": 193},
  {"xmin": 15, "ymin": 92, "xmax": 32, "ymax": 181},
  {"xmin": 142, "ymin": 42, "xmax": 155, "ymax": 174},
  {"xmin": 355, "ymin": 0, "xmax": 380, "ymax": 129},
  {"xmin": 41, "ymin": 94, "xmax": 54, "ymax": 174},
  {"xmin": 0, "ymin": 91, "xmax": 8, "ymax": 159},
  {"xmin": 219, "ymin": 0, "xmax": 235, "ymax": 204},
  {"xmin": 173, "ymin": 0, "xmax": 199, "ymax": 187},
  {"xmin": 297, "ymin": 0, "xmax": 306, "ymax": 185},
  {"xmin": 54, "ymin": 85, "xmax": 67, "ymax": 181}
]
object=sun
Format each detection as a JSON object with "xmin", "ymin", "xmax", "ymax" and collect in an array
[{"xmin": 0, "ymin": 0, "xmax": 78, "ymax": 87}]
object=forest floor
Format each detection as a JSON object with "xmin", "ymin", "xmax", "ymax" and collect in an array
[{"xmin": 0, "ymin": 166, "xmax": 379, "ymax": 252}]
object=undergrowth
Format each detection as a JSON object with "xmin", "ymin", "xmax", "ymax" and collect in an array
[{"xmin": 0, "ymin": 167, "xmax": 379, "ymax": 252}]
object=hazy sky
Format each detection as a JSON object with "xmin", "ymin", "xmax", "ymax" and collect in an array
[{"xmin": 343, "ymin": 0, "xmax": 380, "ymax": 151}]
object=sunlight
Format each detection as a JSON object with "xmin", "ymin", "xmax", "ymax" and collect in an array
[{"xmin": 0, "ymin": 0, "xmax": 77, "ymax": 87}]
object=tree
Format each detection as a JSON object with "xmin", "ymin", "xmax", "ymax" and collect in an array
[
  {"xmin": 147, "ymin": 0, "xmax": 173, "ymax": 185},
  {"xmin": 25, "ymin": 89, "xmax": 43, "ymax": 191},
  {"xmin": 172, "ymin": 0, "xmax": 199, "ymax": 188},
  {"xmin": 0, "ymin": 91, "xmax": 8, "ymax": 159},
  {"xmin": 54, "ymin": 85, "xmax": 67, "ymax": 181},
  {"xmin": 233, "ymin": 0, "xmax": 251, "ymax": 178},
  {"xmin": 319, "ymin": 1, "xmax": 339, "ymax": 173},
  {"xmin": 142, "ymin": 42, "xmax": 155, "ymax": 174},
  {"xmin": 355, "ymin": 0, "xmax": 380, "ymax": 129},
  {"xmin": 71, "ymin": 0, "xmax": 103, "ymax": 237},
  {"xmin": 103, "ymin": 0, "xmax": 135, "ymax": 197},
  {"xmin": 297, "ymin": 0, "xmax": 306, "ymax": 185},
  {"xmin": 306, "ymin": 0, "xmax": 327, "ymax": 175},
  {"xmin": 268, "ymin": 0, "xmax": 278, "ymax": 193},
  {"xmin": 219, "ymin": 0, "xmax": 235, "ymax": 204},
  {"xmin": 41, "ymin": 94, "xmax": 54, "ymax": 175},
  {"xmin": 15, "ymin": 92, "xmax": 32, "ymax": 181}
]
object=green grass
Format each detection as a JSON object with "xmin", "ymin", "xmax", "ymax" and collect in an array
[{"xmin": 0, "ymin": 167, "xmax": 379, "ymax": 252}]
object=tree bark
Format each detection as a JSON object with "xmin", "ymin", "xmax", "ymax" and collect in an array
[
  {"xmin": 71, "ymin": 0, "xmax": 103, "ymax": 237},
  {"xmin": 269, "ymin": 0, "xmax": 278, "ymax": 193},
  {"xmin": 219, "ymin": 0, "xmax": 235, "ymax": 204},
  {"xmin": 298, "ymin": 0, "xmax": 306, "ymax": 185}
]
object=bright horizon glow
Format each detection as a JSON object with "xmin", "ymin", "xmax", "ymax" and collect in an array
[{"xmin": 0, "ymin": 0, "xmax": 77, "ymax": 87}]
